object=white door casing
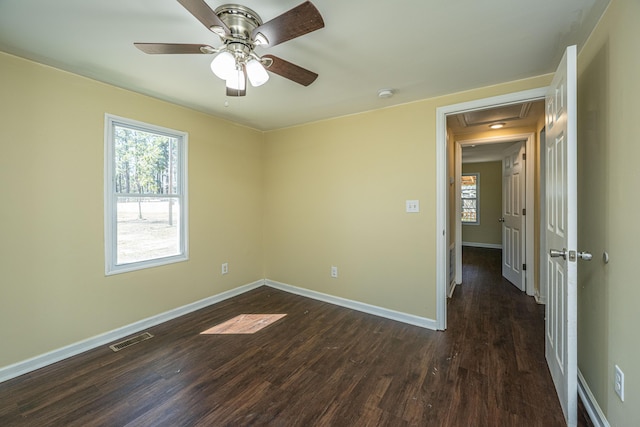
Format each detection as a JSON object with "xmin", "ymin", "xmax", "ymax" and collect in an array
[
  {"xmin": 502, "ymin": 142, "xmax": 526, "ymax": 291},
  {"xmin": 437, "ymin": 90, "xmax": 546, "ymax": 331},
  {"xmin": 545, "ymin": 45, "xmax": 577, "ymax": 427}
]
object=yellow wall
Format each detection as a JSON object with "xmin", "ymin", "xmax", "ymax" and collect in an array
[
  {"xmin": 263, "ymin": 75, "xmax": 551, "ymax": 320},
  {"xmin": 0, "ymin": 53, "xmax": 265, "ymax": 368},
  {"xmin": 461, "ymin": 162, "xmax": 502, "ymax": 246},
  {"xmin": 2, "ymin": 4, "xmax": 638, "ymax": 423},
  {"xmin": 577, "ymin": 0, "xmax": 640, "ymax": 424}
]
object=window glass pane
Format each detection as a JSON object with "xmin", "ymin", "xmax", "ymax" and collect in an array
[
  {"xmin": 116, "ymin": 197, "xmax": 181, "ymax": 265},
  {"xmin": 106, "ymin": 115, "xmax": 188, "ymax": 275},
  {"xmin": 114, "ymin": 126, "xmax": 178, "ymax": 195},
  {"xmin": 462, "ymin": 199, "xmax": 476, "ymax": 210},
  {"xmin": 461, "ymin": 173, "xmax": 479, "ymax": 224},
  {"xmin": 461, "ymin": 175, "xmax": 477, "ymax": 188},
  {"xmin": 461, "ymin": 187, "xmax": 476, "ymax": 199}
]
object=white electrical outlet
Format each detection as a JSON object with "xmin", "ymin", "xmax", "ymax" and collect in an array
[
  {"xmin": 221, "ymin": 262, "xmax": 229, "ymax": 275},
  {"xmin": 331, "ymin": 266, "xmax": 338, "ymax": 278},
  {"xmin": 614, "ymin": 365, "xmax": 625, "ymax": 401}
]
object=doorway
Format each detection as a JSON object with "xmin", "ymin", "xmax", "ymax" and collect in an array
[
  {"xmin": 457, "ymin": 139, "xmax": 527, "ymax": 293},
  {"xmin": 452, "ymin": 133, "xmax": 538, "ymax": 295},
  {"xmin": 435, "ymin": 88, "xmax": 547, "ymax": 331}
]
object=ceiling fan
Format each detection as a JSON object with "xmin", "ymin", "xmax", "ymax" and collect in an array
[{"xmin": 135, "ymin": 0, "xmax": 324, "ymax": 96}]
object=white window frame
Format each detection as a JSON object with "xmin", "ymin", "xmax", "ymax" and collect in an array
[
  {"xmin": 104, "ymin": 114, "xmax": 188, "ymax": 275},
  {"xmin": 461, "ymin": 172, "xmax": 480, "ymax": 225}
]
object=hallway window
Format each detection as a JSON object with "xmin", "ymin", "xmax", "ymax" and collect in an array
[
  {"xmin": 104, "ymin": 114, "xmax": 188, "ymax": 275},
  {"xmin": 461, "ymin": 173, "xmax": 479, "ymax": 224}
]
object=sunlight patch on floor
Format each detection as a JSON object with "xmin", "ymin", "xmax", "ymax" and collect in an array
[{"xmin": 200, "ymin": 314, "xmax": 287, "ymax": 334}]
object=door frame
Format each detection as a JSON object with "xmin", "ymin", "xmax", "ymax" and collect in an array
[
  {"xmin": 436, "ymin": 87, "xmax": 546, "ymax": 330},
  {"xmin": 454, "ymin": 133, "xmax": 535, "ymax": 296}
]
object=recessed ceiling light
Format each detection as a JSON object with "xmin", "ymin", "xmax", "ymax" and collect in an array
[{"xmin": 489, "ymin": 122, "xmax": 506, "ymax": 129}]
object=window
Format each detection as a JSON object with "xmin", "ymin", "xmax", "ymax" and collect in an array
[
  {"xmin": 461, "ymin": 173, "xmax": 479, "ymax": 224},
  {"xmin": 104, "ymin": 114, "xmax": 188, "ymax": 275}
]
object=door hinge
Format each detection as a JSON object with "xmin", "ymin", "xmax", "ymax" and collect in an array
[
  {"xmin": 523, "ymin": 153, "xmax": 527, "ymax": 160},
  {"xmin": 522, "ymin": 208, "xmax": 526, "ymax": 215},
  {"xmin": 523, "ymin": 263, "xmax": 527, "ymax": 271}
]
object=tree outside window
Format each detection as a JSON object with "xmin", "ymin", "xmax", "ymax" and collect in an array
[
  {"xmin": 105, "ymin": 115, "xmax": 188, "ymax": 275},
  {"xmin": 461, "ymin": 173, "xmax": 479, "ymax": 224}
]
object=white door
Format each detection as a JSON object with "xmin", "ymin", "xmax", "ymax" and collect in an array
[
  {"xmin": 545, "ymin": 45, "xmax": 577, "ymax": 427},
  {"xmin": 501, "ymin": 142, "xmax": 525, "ymax": 291}
]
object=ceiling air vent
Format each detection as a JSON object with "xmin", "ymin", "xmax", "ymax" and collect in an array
[{"xmin": 109, "ymin": 332, "xmax": 154, "ymax": 352}]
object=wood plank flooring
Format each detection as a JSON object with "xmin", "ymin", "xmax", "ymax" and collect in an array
[{"xmin": 0, "ymin": 247, "xmax": 591, "ymax": 426}]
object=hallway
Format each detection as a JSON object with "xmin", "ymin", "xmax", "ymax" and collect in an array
[{"xmin": 451, "ymin": 246, "xmax": 591, "ymax": 426}]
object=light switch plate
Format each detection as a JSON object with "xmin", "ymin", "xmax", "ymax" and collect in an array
[{"xmin": 406, "ymin": 200, "xmax": 420, "ymax": 213}]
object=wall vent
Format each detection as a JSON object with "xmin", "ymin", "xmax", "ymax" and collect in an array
[{"xmin": 109, "ymin": 332, "xmax": 154, "ymax": 352}]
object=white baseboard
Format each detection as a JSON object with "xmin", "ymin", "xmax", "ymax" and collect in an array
[
  {"xmin": 578, "ymin": 369, "xmax": 610, "ymax": 427},
  {"xmin": 2, "ymin": 278, "xmax": 439, "ymax": 384},
  {"xmin": 534, "ymin": 292, "xmax": 546, "ymax": 305},
  {"xmin": 0, "ymin": 280, "xmax": 265, "ymax": 384},
  {"xmin": 265, "ymin": 279, "xmax": 437, "ymax": 330},
  {"xmin": 462, "ymin": 241, "xmax": 502, "ymax": 249}
]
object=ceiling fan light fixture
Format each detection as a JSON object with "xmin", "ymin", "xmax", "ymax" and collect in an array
[
  {"xmin": 211, "ymin": 51, "xmax": 235, "ymax": 80},
  {"xmin": 246, "ymin": 58, "xmax": 269, "ymax": 87},
  {"xmin": 489, "ymin": 122, "xmax": 506, "ymax": 129},
  {"xmin": 137, "ymin": 1, "xmax": 325, "ymax": 95},
  {"xmin": 226, "ymin": 67, "xmax": 246, "ymax": 91}
]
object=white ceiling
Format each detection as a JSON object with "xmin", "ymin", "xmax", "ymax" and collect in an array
[
  {"xmin": 0, "ymin": 0, "xmax": 609, "ymax": 131},
  {"xmin": 462, "ymin": 141, "xmax": 519, "ymax": 164}
]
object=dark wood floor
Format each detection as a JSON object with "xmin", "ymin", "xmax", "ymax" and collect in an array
[{"xmin": 1, "ymin": 247, "xmax": 591, "ymax": 426}]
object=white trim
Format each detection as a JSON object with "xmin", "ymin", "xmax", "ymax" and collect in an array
[
  {"xmin": 448, "ymin": 242, "xmax": 457, "ymax": 294},
  {"xmin": 0, "ymin": 280, "xmax": 265, "ymax": 384},
  {"xmin": 437, "ymin": 87, "xmax": 547, "ymax": 330},
  {"xmin": 539, "ymin": 126, "xmax": 548, "ymax": 305},
  {"xmin": 454, "ymin": 144, "xmax": 463, "ymax": 286},
  {"xmin": 524, "ymin": 133, "xmax": 535, "ymax": 296},
  {"xmin": 104, "ymin": 113, "xmax": 189, "ymax": 276},
  {"xmin": 436, "ymin": 103, "xmax": 448, "ymax": 330},
  {"xmin": 534, "ymin": 293, "xmax": 547, "ymax": 305},
  {"xmin": 265, "ymin": 279, "xmax": 438, "ymax": 330},
  {"xmin": 578, "ymin": 370, "xmax": 610, "ymax": 427},
  {"xmin": 448, "ymin": 281, "xmax": 457, "ymax": 298},
  {"xmin": 462, "ymin": 241, "xmax": 502, "ymax": 249}
]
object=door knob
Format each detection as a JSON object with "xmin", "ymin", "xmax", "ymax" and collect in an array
[
  {"xmin": 498, "ymin": 217, "xmax": 505, "ymax": 223},
  {"xmin": 550, "ymin": 248, "xmax": 568, "ymax": 260},
  {"xmin": 577, "ymin": 251, "xmax": 593, "ymax": 261},
  {"xmin": 550, "ymin": 248, "xmax": 593, "ymax": 262}
]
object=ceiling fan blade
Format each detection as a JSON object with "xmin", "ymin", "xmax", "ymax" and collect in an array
[
  {"xmin": 263, "ymin": 55, "xmax": 318, "ymax": 86},
  {"xmin": 177, "ymin": 0, "xmax": 230, "ymax": 36},
  {"xmin": 134, "ymin": 43, "xmax": 216, "ymax": 54},
  {"xmin": 252, "ymin": 1, "xmax": 324, "ymax": 48}
]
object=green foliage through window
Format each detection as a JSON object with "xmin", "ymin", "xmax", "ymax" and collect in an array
[
  {"xmin": 105, "ymin": 115, "xmax": 188, "ymax": 274},
  {"xmin": 461, "ymin": 173, "xmax": 479, "ymax": 224}
]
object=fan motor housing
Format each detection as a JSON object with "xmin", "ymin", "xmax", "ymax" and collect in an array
[{"xmin": 215, "ymin": 4, "xmax": 263, "ymax": 42}]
